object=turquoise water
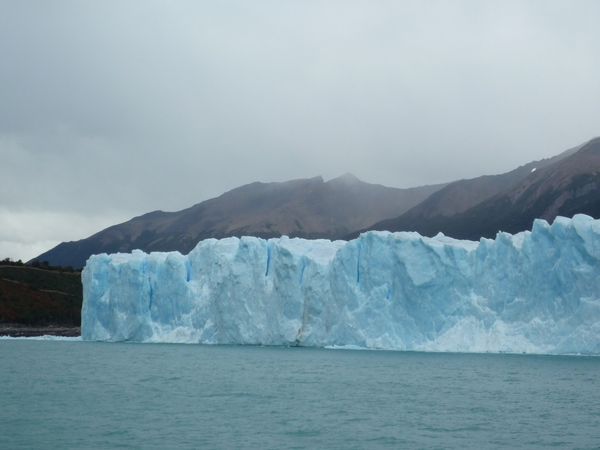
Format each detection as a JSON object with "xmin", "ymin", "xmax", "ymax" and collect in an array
[{"xmin": 1, "ymin": 341, "xmax": 599, "ymax": 449}]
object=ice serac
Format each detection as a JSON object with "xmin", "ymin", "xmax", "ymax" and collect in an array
[{"xmin": 82, "ymin": 214, "xmax": 600, "ymax": 354}]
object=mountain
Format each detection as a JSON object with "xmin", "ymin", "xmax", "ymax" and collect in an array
[
  {"xmin": 393, "ymin": 144, "xmax": 581, "ymax": 221},
  {"xmin": 34, "ymin": 174, "xmax": 446, "ymax": 268},
  {"xmin": 362, "ymin": 138, "xmax": 600, "ymax": 240}
]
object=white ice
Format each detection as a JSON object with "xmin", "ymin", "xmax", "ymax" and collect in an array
[{"xmin": 81, "ymin": 214, "xmax": 600, "ymax": 354}]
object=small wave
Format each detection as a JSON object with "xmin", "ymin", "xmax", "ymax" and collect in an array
[{"xmin": 325, "ymin": 344, "xmax": 369, "ymax": 351}]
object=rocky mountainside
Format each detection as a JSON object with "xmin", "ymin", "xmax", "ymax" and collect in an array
[
  {"xmin": 34, "ymin": 138, "xmax": 600, "ymax": 267},
  {"xmin": 395, "ymin": 144, "xmax": 581, "ymax": 221},
  {"xmin": 362, "ymin": 138, "xmax": 600, "ymax": 240},
  {"xmin": 35, "ymin": 174, "xmax": 446, "ymax": 268}
]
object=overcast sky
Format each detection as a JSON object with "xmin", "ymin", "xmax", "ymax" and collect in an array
[{"xmin": 1, "ymin": 0, "xmax": 599, "ymax": 261}]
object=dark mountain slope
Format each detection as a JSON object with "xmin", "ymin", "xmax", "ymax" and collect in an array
[
  {"xmin": 390, "ymin": 143, "xmax": 581, "ymax": 221},
  {"xmin": 233, "ymin": 173, "xmax": 445, "ymax": 240},
  {"xmin": 364, "ymin": 138, "xmax": 600, "ymax": 240},
  {"xmin": 35, "ymin": 175, "xmax": 446, "ymax": 268}
]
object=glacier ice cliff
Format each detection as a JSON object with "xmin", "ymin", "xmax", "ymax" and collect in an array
[{"xmin": 81, "ymin": 214, "xmax": 600, "ymax": 354}]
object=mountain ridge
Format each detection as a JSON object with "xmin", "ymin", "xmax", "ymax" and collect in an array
[
  {"xmin": 35, "ymin": 174, "xmax": 446, "ymax": 268},
  {"xmin": 33, "ymin": 138, "xmax": 600, "ymax": 267},
  {"xmin": 358, "ymin": 137, "xmax": 600, "ymax": 240}
]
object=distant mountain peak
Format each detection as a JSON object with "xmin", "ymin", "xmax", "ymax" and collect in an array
[{"xmin": 329, "ymin": 172, "xmax": 362, "ymax": 184}]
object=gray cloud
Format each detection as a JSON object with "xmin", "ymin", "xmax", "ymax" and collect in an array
[{"xmin": 1, "ymin": 0, "xmax": 600, "ymax": 260}]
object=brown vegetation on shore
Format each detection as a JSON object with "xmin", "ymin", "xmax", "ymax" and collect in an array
[{"xmin": 0, "ymin": 260, "xmax": 83, "ymax": 335}]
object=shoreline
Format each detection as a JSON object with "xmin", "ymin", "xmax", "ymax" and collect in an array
[{"xmin": 0, "ymin": 324, "xmax": 81, "ymax": 338}]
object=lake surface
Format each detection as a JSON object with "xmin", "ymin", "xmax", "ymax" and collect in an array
[{"xmin": 1, "ymin": 340, "xmax": 599, "ymax": 449}]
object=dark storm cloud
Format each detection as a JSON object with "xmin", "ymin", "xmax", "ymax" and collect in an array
[{"xmin": 1, "ymin": 0, "xmax": 600, "ymax": 260}]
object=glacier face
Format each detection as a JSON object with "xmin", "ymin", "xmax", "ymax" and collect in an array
[{"xmin": 81, "ymin": 214, "xmax": 600, "ymax": 354}]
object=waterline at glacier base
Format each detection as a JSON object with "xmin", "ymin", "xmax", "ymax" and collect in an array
[{"xmin": 81, "ymin": 214, "xmax": 600, "ymax": 355}]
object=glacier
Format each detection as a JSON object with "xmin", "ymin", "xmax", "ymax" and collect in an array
[{"xmin": 81, "ymin": 214, "xmax": 600, "ymax": 354}]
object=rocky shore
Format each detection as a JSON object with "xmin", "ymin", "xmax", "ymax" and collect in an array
[{"xmin": 0, "ymin": 323, "xmax": 81, "ymax": 338}]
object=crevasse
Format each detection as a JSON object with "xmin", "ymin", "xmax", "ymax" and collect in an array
[{"xmin": 81, "ymin": 214, "xmax": 600, "ymax": 354}]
